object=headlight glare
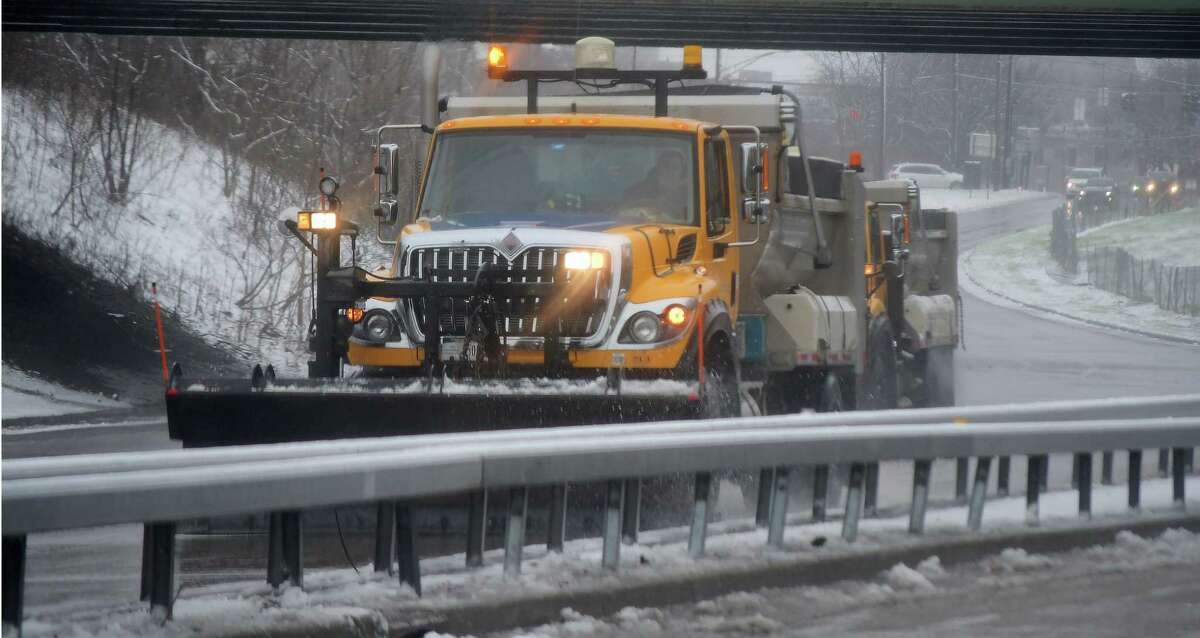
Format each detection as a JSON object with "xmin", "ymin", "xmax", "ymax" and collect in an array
[{"xmin": 564, "ymin": 250, "xmax": 606, "ymax": 270}]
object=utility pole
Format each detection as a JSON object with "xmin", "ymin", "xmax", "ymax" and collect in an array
[
  {"xmin": 951, "ymin": 54, "xmax": 960, "ymax": 168},
  {"xmin": 879, "ymin": 52, "xmax": 887, "ymax": 179},
  {"xmin": 715, "ymin": 48, "xmax": 721, "ymax": 81},
  {"xmin": 1002, "ymin": 55, "xmax": 1015, "ymax": 189},
  {"xmin": 992, "ymin": 56, "xmax": 1002, "ymax": 190}
]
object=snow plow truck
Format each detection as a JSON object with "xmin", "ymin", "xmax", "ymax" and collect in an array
[{"xmin": 167, "ymin": 38, "xmax": 960, "ymax": 447}]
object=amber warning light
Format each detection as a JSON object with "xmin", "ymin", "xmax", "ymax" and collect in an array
[{"xmin": 488, "ymin": 45, "xmax": 508, "ymax": 70}]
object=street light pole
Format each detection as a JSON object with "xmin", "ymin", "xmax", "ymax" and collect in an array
[
  {"xmin": 1003, "ymin": 55, "xmax": 1015, "ymax": 189},
  {"xmin": 951, "ymin": 53, "xmax": 960, "ymax": 168},
  {"xmin": 879, "ymin": 52, "xmax": 887, "ymax": 179}
]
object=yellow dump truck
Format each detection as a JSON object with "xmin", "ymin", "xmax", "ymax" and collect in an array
[{"xmin": 167, "ymin": 38, "xmax": 959, "ymax": 446}]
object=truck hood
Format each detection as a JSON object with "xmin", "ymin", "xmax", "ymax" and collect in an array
[{"xmin": 419, "ymin": 211, "xmax": 635, "ymax": 232}]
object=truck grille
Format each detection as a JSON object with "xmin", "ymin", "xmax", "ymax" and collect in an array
[{"xmin": 401, "ymin": 246, "xmax": 612, "ymax": 339}]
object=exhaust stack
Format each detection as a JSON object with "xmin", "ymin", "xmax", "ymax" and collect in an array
[{"xmin": 421, "ymin": 46, "xmax": 442, "ymax": 132}]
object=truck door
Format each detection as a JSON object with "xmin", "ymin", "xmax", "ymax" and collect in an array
[{"xmin": 702, "ymin": 131, "xmax": 737, "ymax": 312}]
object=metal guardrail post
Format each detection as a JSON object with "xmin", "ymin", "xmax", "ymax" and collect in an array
[
  {"xmin": 1071, "ymin": 453, "xmax": 1080, "ymax": 488},
  {"xmin": 1172, "ymin": 448, "xmax": 1187, "ymax": 507},
  {"xmin": 280, "ymin": 511, "xmax": 303, "ymax": 588},
  {"xmin": 466, "ymin": 490, "xmax": 487, "ymax": 567},
  {"xmin": 267, "ymin": 512, "xmax": 285, "ymax": 587},
  {"xmin": 955, "ymin": 457, "xmax": 969, "ymax": 503},
  {"xmin": 3, "ymin": 535, "xmax": 25, "ymax": 633},
  {"xmin": 1101, "ymin": 451, "xmax": 1115, "ymax": 485},
  {"xmin": 395, "ymin": 502, "xmax": 421, "ymax": 595},
  {"xmin": 1159, "ymin": 448, "xmax": 1170, "ymax": 477},
  {"xmin": 503, "ymin": 487, "xmax": 528, "ymax": 577},
  {"xmin": 843, "ymin": 463, "xmax": 865, "ymax": 542},
  {"xmin": 967, "ymin": 457, "xmax": 992, "ymax": 530},
  {"xmin": 864, "ymin": 462, "xmax": 879, "ymax": 517},
  {"xmin": 1077, "ymin": 453, "xmax": 1092, "ymax": 519},
  {"xmin": 621, "ymin": 478, "xmax": 641, "ymax": 544},
  {"xmin": 1128, "ymin": 449, "xmax": 1142, "ymax": 510},
  {"xmin": 688, "ymin": 472, "xmax": 712, "ymax": 558},
  {"xmin": 602, "ymin": 480, "xmax": 624, "ymax": 570},
  {"xmin": 1026, "ymin": 455, "xmax": 1043, "ymax": 525},
  {"xmin": 1039, "ymin": 454, "xmax": 1050, "ymax": 493},
  {"xmin": 812, "ymin": 465, "xmax": 830, "ymax": 522},
  {"xmin": 755, "ymin": 467, "xmax": 774, "ymax": 528},
  {"xmin": 147, "ymin": 522, "xmax": 176, "ymax": 620},
  {"xmin": 908, "ymin": 459, "xmax": 932, "ymax": 534},
  {"xmin": 997, "ymin": 456, "xmax": 1011, "ymax": 496},
  {"xmin": 547, "ymin": 484, "xmax": 567, "ymax": 553},
  {"xmin": 767, "ymin": 466, "xmax": 791, "ymax": 548},
  {"xmin": 140, "ymin": 523, "xmax": 154, "ymax": 599},
  {"xmin": 374, "ymin": 502, "xmax": 394, "ymax": 574}
]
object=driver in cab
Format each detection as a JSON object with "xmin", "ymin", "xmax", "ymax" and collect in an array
[{"xmin": 622, "ymin": 151, "xmax": 690, "ymax": 223}]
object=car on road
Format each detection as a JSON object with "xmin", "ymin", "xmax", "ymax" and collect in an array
[
  {"xmin": 1065, "ymin": 167, "xmax": 1103, "ymax": 197},
  {"xmin": 887, "ymin": 163, "xmax": 964, "ymax": 189}
]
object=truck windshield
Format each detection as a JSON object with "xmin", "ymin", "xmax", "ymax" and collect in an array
[{"xmin": 419, "ymin": 129, "xmax": 697, "ymax": 228}]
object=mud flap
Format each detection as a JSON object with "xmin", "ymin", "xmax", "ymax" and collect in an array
[{"xmin": 167, "ymin": 378, "xmax": 702, "ymax": 447}]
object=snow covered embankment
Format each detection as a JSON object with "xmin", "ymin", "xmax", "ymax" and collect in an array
[
  {"xmin": 961, "ymin": 210, "xmax": 1200, "ymax": 343},
  {"xmin": 1, "ymin": 364, "xmax": 126, "ymax": 419},
  {"xmin": 2, "ymin": 91, "xmax": 311, "ymax": 373}
]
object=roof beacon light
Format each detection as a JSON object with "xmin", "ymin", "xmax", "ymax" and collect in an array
[
  {"xmin": 682, "ymin": 45, "xmax": 703, "ymax": 70},
  {"xmin": 849, "ymin": 150, "xmax": 864, "ymax": 172},
  {"xmin": 487, "ymin": 45, "xmax": 508, "ymax": 70},
  {"xmin": 575, "ymin": 36, "xmax": 616, "ymax": 70}
]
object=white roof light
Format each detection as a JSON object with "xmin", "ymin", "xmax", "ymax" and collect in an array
[{"xmin": 575, "ymin": 36, "xmax": 616, "ymax": 70}]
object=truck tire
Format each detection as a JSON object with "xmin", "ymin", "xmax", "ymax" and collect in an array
[
  {"xmin": 703, "ymin": 335, "xmax": 740, "ymax": 418},
  {"xmin": 925, "ymin": 346, "xmax": 956, "ymax": 407},
  {"xmin": 862, "ymin": 317, "xmax": 898, "ymax": 410}
]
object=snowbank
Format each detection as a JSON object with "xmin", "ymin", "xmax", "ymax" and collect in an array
[
  {"xmin": 922, "ymin": 189, "xmax": 1056, "ymax": 214},
  {"xmin": 1, "ymin": 364, "xmax": 126, "ymax": 420},
  {"xmin": 962, "ymin": 224, "xmax": 1200, "ymax": 342}
]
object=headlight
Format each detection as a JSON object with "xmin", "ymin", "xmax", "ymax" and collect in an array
[
  {"xmin": 298, "ymin": 211, "xmax": 338, "ymax": 230},
  {"xmin": 363, "ymin": 311, "xmax": 394, "ymax": 342},
  {"xmin": 319, "ymin": 175, "xmax": 340, "ymax": 196},
  {"xmin": 1131, "ymin": 184, "xmax": 1140, "ymax": 192},
  {"xmin": 1169, "ymin": 183, "xmax": 1180, "ymax": 194},
  {"xmin": 628, "ymin": 312, "xmax": 661, "ymax": 343},
  {"xmin": 1105, "ymin": 191, "xmax": 1112, "ymax": 197},
  {"xmin": 1146, "ymin": 182, "xmax": 1156, "ymax": 193},
  {"xmin": 563, "ymin": 250, "xmax": 606, "ymax": 270}
]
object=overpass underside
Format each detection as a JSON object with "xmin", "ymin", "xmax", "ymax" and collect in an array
[{"xmin": 3, "ymin": 1, "xmax": 1199, "ymax": 57}]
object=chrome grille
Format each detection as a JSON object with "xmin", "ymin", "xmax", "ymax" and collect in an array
[{"xmin": 402, "ymin": 246, "xmax": 612, "ymax": 339}]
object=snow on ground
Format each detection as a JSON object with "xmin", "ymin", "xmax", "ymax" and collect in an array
[
  {"xmin": 478, "ymin": 526, "xmax": 1200, "ymax": 638},
  {"xmin": 961, "ymin": 224, "xmax": 1200, "ymax": 343},
  {"xmin": 1078, "ymin": 206, "xmax": 1200, "ymax": 267},
  {"xmin": 921, "ymin": 188, "xmax": 1056, "ymax": 214},
  {"xmin": 21, "ymin": 476, "xmax": 1198, "ymax": 637},
  {"xmin": 2, "ymin": 91, "xmax": 314, "ymax": 372},
  {"xmin": 1, "ymin": 364, "xmax": 126, "ymax": 419}
]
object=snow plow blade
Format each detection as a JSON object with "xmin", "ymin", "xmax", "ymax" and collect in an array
[{"xmin": 166, "ymin": 376, "xmax": 702, "ymax": 447}]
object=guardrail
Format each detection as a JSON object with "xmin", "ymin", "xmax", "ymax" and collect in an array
[{"xmin": 4, "ymin": 394, "xmax": 1200, "ymax": 632}]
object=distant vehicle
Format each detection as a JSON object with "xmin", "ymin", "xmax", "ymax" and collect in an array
[
  {"xmin": 1071, "ymin": 177, "xmax": 1116, "ymax": 224},
  {"xmin": 1132, "ymin": 170, "xmax": 1182, "ymax": 213},
  {"xmin": 1065, "ymin": 167, "xmax": 1103, "ymax": 197},
  {"xmin": 887, "ymin": 163, "xmax": 964, "ymax": 189}
]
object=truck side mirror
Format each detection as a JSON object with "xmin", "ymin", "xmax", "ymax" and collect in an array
[
  {"xmin": 740, "ymin": 142, "xmax": 768, "ymax": 223},
  {"xmin": 374, "ymin": 143, "xmax": 400, "ymax": 224}
]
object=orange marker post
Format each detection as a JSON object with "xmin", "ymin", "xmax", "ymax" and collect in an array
[{"xmin": 152, "ymin": 283, "xmax": 169, "ymax": 384}]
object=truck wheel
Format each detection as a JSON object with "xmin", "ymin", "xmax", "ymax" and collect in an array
[
  {"xmin": 862, "ymin": 317, "xmax": 898, "ymax": 410},
  {"xmin": 925, "ymin": 346, "xmax": 955, "ymax": 407},
  {"xmin": 703, "ymin": 336, "xmax": 740, "ymax": 418}
]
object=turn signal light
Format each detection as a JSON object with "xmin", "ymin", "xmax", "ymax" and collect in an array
[
  {"xmin": 345, "ymin": 307, "xmax": 365, "ymax": 323},
  {"xmin": 664, "ymin": 305, "xmax": 688, "ymax": 327}
]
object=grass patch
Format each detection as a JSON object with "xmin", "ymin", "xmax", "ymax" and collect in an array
[{"xmin": 1079, "ymin": 207, "xmax": 1200, "ymax": 266}]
